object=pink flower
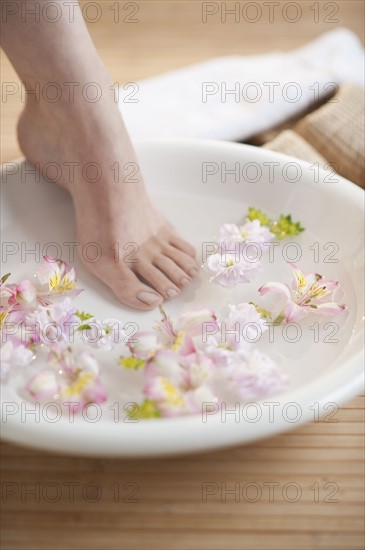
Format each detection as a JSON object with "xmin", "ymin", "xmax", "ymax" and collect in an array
[
  {"xmin": 60, "ymin": 370, "xmax": 106, "ymax": 412},
  {"xmin": 205, "ymin": 252, "xmax": 261, "ymax": 287},
  {"xmin": 153, "ymin": 307, "xmax": 217, "ymax": 356},
  {"xmin": 26, "ymin": 370, "xmax": 59, "ymax": 401},
  {"xmin": 144, "ymin": 349, "xmax": 217, "ymax": 417},
  {"xmin": 26, "ymin": 297, "xmax": 78, "ymax": 345},
  {"xmin": 229, "ymin": 348, "xmax": 288, "ymax": 400},
  {"xmin": 27, "ymin": 347, "xmax": 107, "ymax": 412},
  {"xmin": 7, "ymin": 280, "xmax": 38, "ymax": 308},
  {"xmin": 36, "ymin": 256, "xmax": 82, "ymax": 304},
  {"xmin": 259, "ymin": 263, "xmax": 346, "ymax": 323},
  {"xmin": 49, "ymin": 346, "xmax": 100, "ymax": 376},
  {"xmin": 199, "ymin": 334, "xmax": 251, "ymax": 368}
]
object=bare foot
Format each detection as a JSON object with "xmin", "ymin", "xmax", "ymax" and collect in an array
[{"xmin": 17, "ymin": 97, "xmax": 198, "ymax": 310}]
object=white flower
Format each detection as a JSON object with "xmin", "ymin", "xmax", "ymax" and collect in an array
[
  {"xmin": 218, "ymin": 220, "xmax": 274, "ymax": 247},
  {"xmin": 83, "ymin": 318, "xmax": 126, "ymax": 351},
  {"xmin": 0, "ymin": 341, "xmax": 33, "ymax": 379},
  {"xmin": 205, "ymin": 252, "xmax": 261, "ymax": 287}
]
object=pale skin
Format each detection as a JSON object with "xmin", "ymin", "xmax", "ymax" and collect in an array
[{"xmin": 1, "ymin": 0, "xmax": 198, "ymax": 310}]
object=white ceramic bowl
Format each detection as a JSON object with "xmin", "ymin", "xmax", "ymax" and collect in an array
[{"xmin": 1, "ymin": 139, "xmax": 364, "ymax": 457}]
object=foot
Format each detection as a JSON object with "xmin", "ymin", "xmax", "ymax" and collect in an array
[{"xmin": 17, "ymin": 94, "xmax": 198, "ymax": 310}]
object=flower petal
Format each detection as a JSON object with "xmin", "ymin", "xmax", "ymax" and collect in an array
[
  {"xmin": 259, "ymin": 282, "xmax": 291, "ymax": 300},
  {"xmin": 285, "ymin": 301, "xmax": 307, "ymax": 323},
  {"xmin": 315, "ymin": 303, "xmax": 346, "ymax": 317},
  {"xmin": 26, "ymin": 370, "xmax": 59, "ymax": 401}
]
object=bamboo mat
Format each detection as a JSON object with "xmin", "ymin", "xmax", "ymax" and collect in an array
[
  {"xmin": 1, "ymin": 2, "xmax": 364, "ymax": 548},
  {"xmin": 1, "ymin": 395, "xmax": 364, "ymax": 550}
]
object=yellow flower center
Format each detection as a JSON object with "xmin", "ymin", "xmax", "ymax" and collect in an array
[
  {"xmin": 0, "ymin": 309, "xmax": 10, "ymax": 328},
  {"xmin": 172, "ymin": 331, "xmax": 186, "ymax": 352},
  {"xmin": 62, "ymin": 372, "xmax": 94, "ymax": 397},
  {"xmin": 58, "ymin": 275, "xmax": 76, "ymax": 292},
  {"xmin": 161, "ymin": 379, "xmax": 184, "ymax": 407},
  {"xmin": 225, "ymin": 259, "xmax": 235, "ymax": 268},
  {"xmin": 49, "ymin": 271, "xmax": 61, "ymax": 291}
]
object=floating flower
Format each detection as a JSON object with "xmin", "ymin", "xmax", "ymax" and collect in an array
[
  {"xmin": 0, "ymin": 340, "xmax": 33, "ymax": 379},
  {"xmin": 48, "ymin": 346, "xmax": 100, "ymax": 376},
  {"xmin": 155, "ymin": 307, "xmax": 217, "ymax": 351},
  {"xmin": 229, "ymin": 348, "xmax": 288, "ymax": 400},
  {"xmin": 26, "ymin": 370, "xmax": 59, "ymax": 401},
  {"xmin": 36, "ymin": 256, "xmax": 82, "ymax": 303},
  {"xmin": 218, "ymin": 220, "xmax": 274, "ymax": 247},
  {"xmin": 26, "ymin": 346, "xmax": 107, "ymax": 411},
  {"xmin": 154, "ymin": 306, "xmax": 217, "ymax": 355},
  {"xmin": 227, "ymin": 302, "xmax": 268, "ymax": 342},
  {"xmin": 204, "ymin": 252, "xmax": 261, "ymax": 287},
  {"xmin": 144, "ymin": 349, "xmax": 217, "ymax": 417},
  {"xmin": 6, "ymin": 280, "xmax": 38, "ymax": 308},
  {"xmin": 259, "ymin": 263, "xmax": 346, "ymax": 323},
  {"xmin": 83, "ymin": 318, "xmax": 126, "ymax": 351},
  {"xmin": 60, "ymin": 369, "xmax": 106, "ymax": 412},
  {"xmin": 247, "ymin": 207, "xmax": 304, "ymax": 240},
  {"xmin": 26, "ymin": 297, "xmax": 79, "ymax": 345},
  {"xmin": 0, "ymin": 273, "xmax": 12, "ymax": 299},
  {"xmin": 126, "ymin": 330, "xmax": 158, "ymax": 360}
]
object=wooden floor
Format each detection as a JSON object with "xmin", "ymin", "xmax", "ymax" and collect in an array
[{"xmin": 1, "ymin": 2, "xmax": 364, "ymax": 549}]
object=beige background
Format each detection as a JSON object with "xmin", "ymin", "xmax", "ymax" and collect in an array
[{"xmin": 1, "ymin": 2, "xmax": 364, "ymax": 549}]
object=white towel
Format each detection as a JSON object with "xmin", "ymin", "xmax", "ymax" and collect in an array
[{"xmin": 119, "ymin": 28, "xmax": 364, "ymax": 142}]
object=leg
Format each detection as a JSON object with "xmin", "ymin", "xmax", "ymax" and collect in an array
[{"xmin": 1, "ymin": 0, "xmax": 198, "ymax": 310}]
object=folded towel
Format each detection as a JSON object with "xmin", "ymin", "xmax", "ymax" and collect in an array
[
  {"xmin": 120, "ymin": 29, "xmax": 364, "ymax": 142},
  {"xmin": 263, "ymin": 129, "xmax": 327, "ymax": 165},
  {"xmin": 263, "ymin": 84, "xmax": 365, "ymax": 188},
  {"xmin": 295, "ymin": 83, "xmax": 365, "ymax": 187}
]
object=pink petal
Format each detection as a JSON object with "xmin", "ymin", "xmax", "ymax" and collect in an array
[
  {"xmin": 127, "ymin": 330, "xmax": 157, "ymax": 359},
  {"xmin": 259, "ymin": 282, "xmax": 291, "ymax": 300},
  {"xmin": 26, "ymin": 370, "xmax": 59, "ymax": 401},
  {"xmin": 285, "ymin": 301, "xmax": 307, "ymax": 323},
  {"xmin": 315, "ymin": 303, "xmax": 346, "ymax": 317}
]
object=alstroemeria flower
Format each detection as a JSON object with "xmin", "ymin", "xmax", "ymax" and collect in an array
[
  {"xmin": 154, "ymin": 307, "xmax": 217, "ymax": 356},
  {"xmin": 0, "ymin": 340, "xmax": 33, "ymax": 379},
  {"xmin": 144, "ymin": 349, "xmax": 217, "ymax": 417},
  {"xmin": 7, "ymin": 280, "xmax": 38, "ymax": 308},
  {"xmin": 26, "ymin": 346, "xmax": 107, "ymax": 411},
  {"xmin": 259, "ymin": 263, "xmax": 346, "ymax": 323},
  {"xmin": 218, "ymin": 220, "xmax": 274, "ymax": 247},
  {"xmin": 60, "ymin": 369, "xmax": 107, "ymax": 412},
  {"xmin": 0, "ymin": 273, "xmax": 12, "ymax": 300},
  {"xmin": 36, "ymin": 256, "xmax": 82, "ymax": 303},
  {"xmin": 205, "ymin": 252, "xmax": 261, "ymax": 287},
  {"xmin": 49, "ymin": 346, "xmax": 100, "ymax": 376}
]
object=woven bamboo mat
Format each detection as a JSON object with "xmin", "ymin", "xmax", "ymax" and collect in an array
[{"xmin": 1, "ymin": 395, "xmax": 364, "ymax": 550}]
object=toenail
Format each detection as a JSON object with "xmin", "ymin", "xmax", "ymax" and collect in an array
[
  {"xmin": 180, "ymin": 277, "xmax": 190, "ymax": 287},
  {"xmin": 189, "ymin": 268, "xmax": 199, "ymax": 277},
  {"xmin": 137, "ymin": 292, "xmax": 161, "ymax": 305},
  {"xmin": 167, "ymin": 288, "xmax": 179, "ymax": 297}
]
